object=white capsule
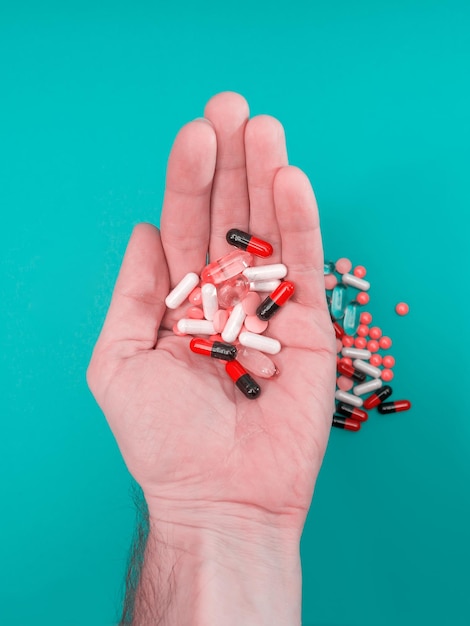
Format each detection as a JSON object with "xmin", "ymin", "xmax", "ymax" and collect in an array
[
  {"xmin": 176, "ymin": 319, "xmax": 215, "ymax": 335},
  {"xmin": 353, "ymin": 359, "xmax": 382, "ymax": 379},
  {"xmin": 243, "ymin": 264, "xmax": 287, "ymax": 282},
  {"xmin": 335, "ymin": 390, "xmax": 364, "ymax": 407},
  {"xmin": 249, "ymin": 279, "xmax": 282, "ymax": 292},
  {"xmin": 201, "ymin": 283, "xmax": 218, "ymax": 321},
  {"xmin": 165, "ymin": 272, "xmax": 200, "ymax": 309},
  {"xmin": 341, "ymin": 273, "xmax": 370, "ymax": 291},
  {"xmin": 221, "ymin": 303, "xmax": 246, "ymax": 343},
  {"xmin": 238, "ymin": 331, "xmax": 281, "ymax": 355},
  {"xmin": 341, "ymin": 347, "xmax": 372, "ymax": 360},
  {"xmin": 353, "ymin": 378, "xmax": 383, "ymax": 396}
]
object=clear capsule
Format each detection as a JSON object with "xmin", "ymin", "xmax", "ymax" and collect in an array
[
  {"xmin": 237, "ymin": 347, "xmax": 278, "ymax": 378},
  {"xmin": 330, "ymin": 284, "xmax": 347, "ymax": 319},
  {"xmin": 216, "ymin": 274, "xmax": 250, "ymax": 309},
  {"xmin": 201, "ymin": 250, "xmax": 253, "ymax": 285},
  {"xmin": 324, "ymin": 261, "xmax": 336, "ymax": 275},
  {"xmin": 343, "ymin": 300, "xmax": 361, "ymax": 336}
]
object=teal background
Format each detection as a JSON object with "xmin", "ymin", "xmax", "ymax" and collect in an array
[{"xmin": 1, "ymin": 1, "xmax": 469, "ymax": 624}]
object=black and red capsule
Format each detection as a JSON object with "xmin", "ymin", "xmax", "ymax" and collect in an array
[
  {"xmin": 226, "ymin": 229, "xmax": 273, "ymax": 258},
  {"xmin": 332, "ymin": 414, "xmax": 361, "ymax": 432},
  {"xmin": 337, "ymin": 362, "xmax": 366, "ymax": 383},
  {"xmin": 377, "ymin": 400, "xmax": 411, "ymax": 414},
  {"xmin": 336, "ymin": 402, "xmax": 368, "ymax": 422},
  {"xmin": 363, "ymin": 385, "xmax": 393, "ymax": 409},
  {"xmin": 256, "ymin": 281, "xmax": 295, "ymax": 321},
  {"xmin": 190, "ymin": 338, "xmax": 237, "ymax": 361},
  {"xmin": 225, "ymin": 360, "xmax": 261, "ymax": 399}
]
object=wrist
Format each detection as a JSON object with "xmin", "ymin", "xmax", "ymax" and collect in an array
[{"xmin": 143, "ymin": 498, "xmax": 302, "ymax": 626}]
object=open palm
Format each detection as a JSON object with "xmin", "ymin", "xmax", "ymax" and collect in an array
[{"xmin": 87, "ymin": 92, "xmax": 336, "ymax": 533}]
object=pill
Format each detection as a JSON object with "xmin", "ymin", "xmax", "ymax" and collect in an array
[
  {"xmin": 225, "ymin": 360, "xmax": 261, "ymax": 399},
  {"xmin": 337, "ymin": 376, "xmax": 354, "ymax": 391},
  {"xmin": 356, "ymin": 292, "xmax": 370, "ymax": 305},
  {"xmin": 369, "ymin": 326, "xmax": 382, "ymax": 340},
  {"xmin": 353, "ymin": 265, "xmax": 367, "ymax": 278},
  {"xmin": 360, "ymin": 312, "xmax": 372, "ymax": 325},
  {"xmin": 190, "ymin": 338, "xmax": 237, "ymax": 361},
  {"xmin": 177, "ymin": 319, "xmax": 215, "ymax": 335},
  {"xmin": 343, "ymin": 301, "xmax": 361, "ymax": 335},
  {"xmin": 244, "ymin": 315, "xmax": 269, "ymax": 334},
  {"xmin": 236, "ymin": 347, "xmax": 278, "ymax": 378},
  {"xmin": 353, "ymin": 359, "xmax": 382, "ymax": 378},
  {"xmin": 165, "ymin": 272, "xmax": 200, "ymax": 309},
  {"xmin": 377, "ymin": 400, "xmax": 411, "ymax": 414},
  {"xmin": 201, "ymin": 283, "xmax": 218, "ymax": 321},
  {"xmin": 324, "ymin": 274, "xmax": 338, "ymax": 290},
  {"xmin": 221, "ymin": 303, "xmax": 246, "ymax": 343},
  {"xmin": 335, "ymin": 390, "xmax": 364, "ymax": 407},
  {"xmin": 201, "ymin": 250, "xmax": 253, "ymax": 285},
  {"xmin": 324, "ymin": 261, "xmax": 336, "ymax": 274},
  {"xmin": 241, "ymin": 292, "xmax": 261, "ymax": 315},
  {"xmin": 357, "ymin": 324, "xmax": 369, "ymax": 337},
  {"xmin": 367, "ymin": 340, "xmax": 380, "ymax": 353},
  {"xmin": 381, "ymin": 369, "xmax": 394, "ymax": 382},
  {"xmin": 336, "ymin": 403, "xmax": 369, "ymax": 422},
  {"xmin": 256, "ymin": 281, "xmax": 295, "ymax": 321},
  {"xmin": 363, "ymin": 385, "xmax": 393, "ymax": 409},
  {"xmin": 341, "ymin": 347, "xmax": 372, "ymax": 360},
  {"xmin": 353, "ymin": 378, "xmax": 383, "ymax": 396},
  {"xmin": 330, "ymin": 284, "xmax": 347, "ymax": 319},
  {"xmin": 337, "ymin": 361, "xmax": 366, "ymax": 382},
  {"xmin": 188, "ymin": 286, "xmax": 202, "ymax": 305},
  {"xmin": 382, "ymin": 355, "xmax": 395, "ymax": 368},
  {"xmin": 379, "ymin": 336, "xmax": 392, "ymax": 349},
  {"xmin": 213, "ymin": 309, "xmax": 229, "ymax": 333},
  {"xmin": 332, "ymin": 415, "xmax": 361, "ymax": 431},
  {"xmin": 342, "ymin": 335, "xmax": 355, "ymax": 347},
  {"xmin": 395, "ymin": 302, "xmax": 409, "ymax": 316},
  {"xmin": 369, "ymin": 354, "xmax": 383, "ymax": 367},
  {"xmin": 243, "ymin": 263, "xmax": 287, "ymax": 282},
  {"xmin": 216, "ymin": 274, "xmax": 250, "ymax": 309},
  {"xmin": 239, "ymin": 331, "xmax": 281, "ymax": 355},
  {"xmin": 249, "ymin": 279, "xmax": 282, "ymax": 292},
  {"xmin": 332, "ymin": 320, "xmax": 345, "ymax": 339},
  {"xmin": 354, "ymin": 336, "xmax": 367, "ymax": 349},
  {"xmin": 187, "ymin": 306, "xmax": 205, "ymax": 319},
  {"xmin": 226, "ymin": 228, "xmax": 273, "ymax": 258},
  {"xmin": 335, "ymin": 258, "xmax": 352, "ymax": 274},
  {"xmin": 341, "ymin": 273, "xmax": 370, "ymax": 291}
]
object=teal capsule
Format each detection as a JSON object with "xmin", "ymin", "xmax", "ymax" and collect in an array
[
  {"xmin": 343, "ymin": 300, "xmax": 360, "ymax": 335},
  {"xmin": 330, "ymin": 284, "xmax": 347, "ymax": 319},
  {"xmin": 324, "ymin": 261, "xmax": 336, "ymax": 275}
]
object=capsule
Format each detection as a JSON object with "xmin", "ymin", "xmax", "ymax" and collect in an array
[
  {"xmin": 324, "ymin": 260, "xmax": 336, "ymax": 275},
  {"xmin": 332, "ymin": 414, "xmax": 361, "ymax": 431},
  {"xmin": 336, "ymin": 403, "xmax": 368, "ymax": 422},
  {"xmin": 341, "ymin": 347, "xmax": 372, "ymax": 360},
  {"xmin": 221, "ymin": 302, "xmax": 246, "ymax": 343},
  {"xmin": 337, "ymin": 361, "xmax": 366, "ymax": 382},
  {"xmin": 363, "ymin": 385, "xmax": 393, "ymax": 409},
  {"xmin": 353, "ymin": 359, "xmax": 382, "ymax": 379},
  {"xmin": 177, "ymin": 319, "xmax": 215, "ymax": 335},
  {"xmin": 377, "ymin": 400, "xmax": 411, "ymax": 414},
  {"xmin": 201, "ymin": 250, "xmax": 253, "ymax": 285},
  {"xmin": 225, "ymin": 360, "xmax": 261, "ymax": 399},
  {"xmin": 237, "ymin": 347, "xmax": 278, "ymax": 378},
  {"xmin": 201, "ymin": 283, "xmax": 218, "ymax": 321},
  {"xmin": 190, "ymin": 338, "xmax": 237, "ymax": 361},
  {"xmin": 243, "ymin": 264, "xmax": 287, "ymax": 282},
  {"xmin": 256, "ymin": 281, "xmax": 295, "ymax": 321},
  {"xmin": 341, "ymin": 273, "xmax": 370, "ymax": 291},
  {"xmin": 239, "ymin": 331, "xmax": 281, "ymax": 355},
  {"xmin": 353, "ymin": 378, "xmax": 383, "ymax": 396},
  {"xmin": 216, "ymin": 274, "xmax": 250, "ymax": 309},
  {"xmin": 226, "ymin": 229, "xmax": 273, "ymax": 258},
  {"xmin": 249, "ymin": 279, "xmax": 282, "ymax": 292},
  {"xmin": 334, "ymin": 389, "xmax": 363, "ymax": 407},
  {"xmin": 343, "ymin": 301, "xmax": 361, "ymax": 336},
  {"xmin": 330, "ymin": 284, "xmax": 347, "ymax": 319},
  {"xmin": 165, "ymin": 272, "xmax": 200, "ymax": 309}
]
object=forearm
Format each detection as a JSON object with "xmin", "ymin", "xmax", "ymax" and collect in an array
[{"xmin": 132, "ymin": 501, "xmax": 303, "ymax": 626}]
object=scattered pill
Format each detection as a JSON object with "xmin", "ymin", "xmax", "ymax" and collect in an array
[
  {"xmin": 341, "ymin": 273, "xmax": 370, "ymax": 291},
  {"xmin": 337, "ymin": 361, "xmax": 366, "ymax": 382},
  {"xmin": 360, "ymin": 312, "xmax": 372, "ymax": 325},
  {"xmin": 341, "ymin": 347, "xmax": 372, "ymax": 360},
  {"xmin": 335, "ymin": 258, "xmax": 352, "ymax": 274},
  {"xmin": 336, "ymin": 403, "xmax": 368, "ymax": 422},
  {"xmin": 324, "ymin": 261, "xmax": 336, "ymax": 274},
  {"xmin": 369, "ymin": 354, "xmax": 383, "ymax": 367},
  {"xmin": 382, "ymin": 355, "xmax": 395, "ymax": 368},
  {"xmin": 363, "ymin": 385, "xmax": 393, "ymax": 409},
  {"xmin": 353, "ymin": 378, "xmax": 383, "ymax": 396},
  {"xmin": 226, "ymin": 229, "xmax": 273, "ymax": 258},
  {"xmin": 352, "ymin": 359, "xmax": 382, "ymax": 379},
  {"xmin": 335, "ymin": 390, "xmax": 364, "ymax": 407},
  {"xmin": 343, "ymin": 301, "xmax": 361, "ymax": 336},
  {"xmin": 354, "ymin": 336, "xmax": 367, "ymax": 349},
  {"xmin": 332, "ymin": 414, "xmax": 361, "ymax": 431},
  {"xmin": 357, "ymin": 324, "xmax": 369, "ymax": 337},
  {"xmin": 367, "ymin": 340, "xmax": 380, "ymax": 353},
  {"xmin": 342, "ymin": 335, "xmax": 355, "ymax": 347},
  {"xmin": 337, "ymin": 376, "xmax": 354, "ymax": 392},
  {"xmin": 356, "ymin": 292, "xmax": 370, "ymax": 305},
  {"xmin": 330, "ymin": 284, "xmax": 347, "ymax": 319},
  {"xmin": 377, "ymin": 400, "xmax": 411, "ymax": 414},
  {"xmin": 333, "ymin": 320, "xmax": 345, "ymax": 339},
  {"xmin": 369, "ymin": 326, "xmax": 382, "ymax": 340},
  {"xmin": 165, "ymin": 272, "xmax": 200, "ymax": 309},
  {"xmin": 324, "ymin": 274, "xmax": 338, "ymax": 290},
  {"xmin": 379, "ymin": 336, "xmax": 392, "ymax": 349},
  {"xmin": 381, "ymin": 369, "xmax": 394, "ymax": 382},
  {"xmin": 353, "ymin": 266, "xmax": 367, "ymax": 278},
  {"xmin": 395, "ymin": 302, "xmax": 409, "ymax": 316}
]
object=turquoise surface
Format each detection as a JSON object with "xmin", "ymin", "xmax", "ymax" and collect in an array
[{"xmin": 1, "ymin": 2, "xmax": 469, "ymax": 624}]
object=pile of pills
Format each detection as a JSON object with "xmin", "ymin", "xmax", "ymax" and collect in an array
[
  {"xmin": 326, "ymin": 257, "xmax": 411, "ymax": 432},
  {"xmin": 165, "ymin": 229, "xmax": 295, "ymax": 399}
]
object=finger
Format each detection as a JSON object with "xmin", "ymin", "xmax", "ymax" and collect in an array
[
  {"xmin": 245, "ymin": 115, "xmax": 288, "ymax": 264},
  {"xmin": 204, "ymin": 92, "xmax": 250, "ymax": 260},
  {"xmin": 161, "ymin": 118, "xmax": 217, "ymax": 286},
  {"xmin": 273, "ymin": 166, "xmax": 327, "ymax": 308},
  {"xmin": 96, "ymin": 223, "xmax": 169, "ymax": 354}
]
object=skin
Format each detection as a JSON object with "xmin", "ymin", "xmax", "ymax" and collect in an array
[{"xmin": 87, "ymin": 91, "xmax": 337, "ymax": 625}]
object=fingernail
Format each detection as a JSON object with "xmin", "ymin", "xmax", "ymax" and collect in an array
[{"xmin": 193, "ymin": 116, "xmax": 213, "ymax": 126}]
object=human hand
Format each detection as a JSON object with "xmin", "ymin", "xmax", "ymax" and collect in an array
[{"xmin": 87, "ymin": 92, "xmax": 336, "ymax": 537}]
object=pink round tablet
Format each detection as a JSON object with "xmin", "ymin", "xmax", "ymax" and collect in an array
[
  {"xmin": 381, "ymin": 368, "xmax": 394, "ymax": 382},
  {"xmin": 367, "ymin": 339, "xmax": 380, "ymax": 353},
  {"xmin": 342, "ymin": 335, "xmax": 354, "ymax": 347},
  {"xmin": 379, "ymin": 336, "xmax": 392, "ymax": 350},
  {"xmin": 244, "ymin": 315, "xmax": 269, "ymax": 334},
  {"xmin": 396, "ymin": 302, "xmax": 409, "ymax": 316},
  {"xmin": 369, "ymin": 326, "xmax": 382, "ymax": 340},
  {"xmin": 173, "ymin": 323, "xmax": 186, "ymax": 336},
  {"xmin": 213, "ymin": 309, "xmax": 229, "ymax": 333},
  {"xmin": 336, "ymin": 338, "xmax": 343, "ymax": 353},
  {"xmin": 188, "ymin": 286, "xmax": 202, "ymax": 305},
  {"xmin": 369, "ymin": 354, "xmax": 383, "ymax": 367},
  {"xmin": 354, "ymin": 337, "xmax": 367, "ymax": 349},
  {"xmin": 357, "ymin": 292, "xmax": 370, "ymax": 305},
  {"xmin": 383, "ymin": 355, "xmax": 395, "ymax": 368},
  {"xmin": 339, "ymin": 357, "xmax": 353, "ymax": 367},
  {"xmin": 353, "ymin": 265, "xmax": 367, "ymax": 278},
  {"xmin": 335, "ymin": 257, "xmax": 352, "ymax": 274},
  {"xmin": 357, "ymin": 324, "xmax": 369, "ymax": 337},
  {"xmin": 337, "ymin": 376, "xmax": 354, "ymax": 392},
  {"xmin": 242, "ymin": 292, "xmax": 261, "ymax": 315},
  {"xmin": 324, "ymin": 274, "xmax": 338, "ymax": 290},
  {"xmin": 360, "ymin": 312, "xmax": 372, "ymax": 325},
  {"xmin": 187, "ymin": 306, "xmax": 204, "ymax": 319}
]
